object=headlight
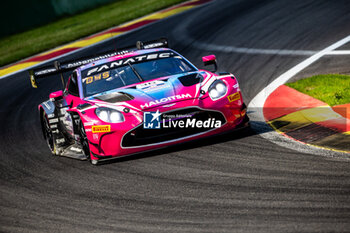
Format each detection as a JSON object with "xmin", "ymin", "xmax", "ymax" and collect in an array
[
  {"xmin": 95, "ymin": 107, "xmax": 124, "ymax": 123},
  {"xmin": 208, "ymin": 80, "xmax": 227, "ymax": 100}
]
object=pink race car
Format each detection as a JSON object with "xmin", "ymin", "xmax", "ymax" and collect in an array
[{"xmin": 30, "ymin": 39, "xmax": 249, "ymax": 164}]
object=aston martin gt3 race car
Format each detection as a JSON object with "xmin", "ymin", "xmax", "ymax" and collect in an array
[{"xmin": 30, "ymin": 39, "xmax": 249, "ymax": 164}]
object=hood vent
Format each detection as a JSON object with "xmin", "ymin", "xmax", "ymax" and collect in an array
[
  {"xmin": 178, "ymin": 73, "xmax": 203, "ymax": 86},
  {"xmin": 94, "ymin": 92, "xmax": 134, "ymax": 103}
]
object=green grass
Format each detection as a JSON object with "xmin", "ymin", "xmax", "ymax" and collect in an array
[
  {"xmin": 286, "ymin": 74, "xmax": 350, "ymax": 106},
  {"xmin": 0, "ymin": 0, "xmax": 186, "ymax": 67}
]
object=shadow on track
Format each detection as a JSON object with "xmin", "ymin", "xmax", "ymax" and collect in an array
[{"xmin": 96, "ymin": 120, "xmax": 272, "ymax": 165}]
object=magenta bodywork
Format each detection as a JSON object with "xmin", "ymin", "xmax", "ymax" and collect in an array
[{"xmin": 42, "ymin": 48, "xmax": 248, "ymax": 163}]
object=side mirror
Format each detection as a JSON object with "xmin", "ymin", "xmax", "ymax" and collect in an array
[
  {"xmin": 202, "ymin": 55, "xmax": 217, "ymax": 72},
  {"xmin": 49, "ymin": 90, "xmax": 63, "ymax": 100}
]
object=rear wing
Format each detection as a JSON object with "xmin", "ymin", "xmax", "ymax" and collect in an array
[{"xmin": 29, "ymin": 38, "xmax": 169, "ymax": 88}]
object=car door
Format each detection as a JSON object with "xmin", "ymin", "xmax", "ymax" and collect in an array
[{"xmin": 59, "ymin": 71, "xmax": 81, "ymax": 138}]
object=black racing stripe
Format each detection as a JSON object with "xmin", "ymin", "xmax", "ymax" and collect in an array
[{"xmin": 285, "ymin": 123, "xmax": 340, "ymax": 143}]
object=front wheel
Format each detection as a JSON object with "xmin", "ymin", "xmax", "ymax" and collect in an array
[
  {"xmin": 79, "ymin": 120, "xmax": 92, "ymax": 162},
  {"xmin": 42, "ymin": 111, "xmax": 57, "ymax": 155}
]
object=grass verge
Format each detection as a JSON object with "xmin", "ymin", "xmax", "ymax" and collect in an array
[
  {"xmin": 286, "ymin": 74, "xmax": 350, "ymax": 106},
  {"xmin": 0, "ymin": 0, "xmax": 186, "ymax": 67}
]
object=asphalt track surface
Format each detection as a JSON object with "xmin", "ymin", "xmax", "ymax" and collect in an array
[{"xmin": 1, "ymin": 0, "xmax": 350, "ymax": 232}]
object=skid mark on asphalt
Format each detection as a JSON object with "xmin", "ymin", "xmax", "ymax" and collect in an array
[
  {"xmin": 180, "ymin": 35, "xmax": 350, "ymax": 56},
  {"xmin": 190, "ymin": 42, "xmax": 350, "ymax": 56},
  {"xmin": 173, "ymin": 4, "xmax": 350, "ymax": 57},
  {"xmin": 187, "ymin": 41, "xmax": 316, "ymax": 56},
  {"xmin": 177, "ymin": 30, "xmax": 350, "ymax": 56}
]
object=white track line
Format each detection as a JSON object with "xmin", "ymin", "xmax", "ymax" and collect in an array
[
  {"xmin": 249, "ymin": 35, "xmax": 350, "ymax": 108},
  {"xmin": 192, "ymin": 41, "xmax": 350, "ymax": 56},
  {"xmin": 248, "ymin": 34, "xmax": 350, "ymax": 159},
  {"xmin": 326, "ymin": 50, "xmax": 350, "ymax": 55},
  {"xmin": 192, "ymin": 42, "xmax": 316, "ymax": 56}
]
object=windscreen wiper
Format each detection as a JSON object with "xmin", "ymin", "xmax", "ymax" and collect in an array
[{"xmin": 127, "ymin": 62, "xmax": 143, "ymax": 82}]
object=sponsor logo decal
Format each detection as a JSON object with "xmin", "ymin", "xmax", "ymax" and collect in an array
[
  {"xmin": 84, "ymin": 120, "xmax": 99, "ymax": 126},
  {"xmin": 56, "ymin": 138, "xmax": 65, "ymax": 144},
  {"xmin": 227, "ymin": 92, "xmax": 240, "ymax": 102},
  {"xmin": 143, "ymin": 111, "xmax": 222, "ymax": 129},
  {"xmin": 70, "ymin": 147, "xmax": 82, "ymax": 153},
  {"xmin": 136, "ymin": 80, "xmax": 168, "ymax": 92},
  {"xmin": 43, "ymin": 101, "xmax": 52, "ymax": 110},
  {"xmin": 92, "ymin": 125, "xmax": 111, "ymax": 133},
  {"xmin": 83, "ymin": 71, "xmax": 110, "ymax": 85},
  {"xmin": 93, "ymin": 134, "xmax": 99, "ymax": 140},
  {"xmin": 49, "ymin": 118, "xmax": 59, "ymax": 123},
  {"xmin": 143, "ymin": 110, "xmax": 161, "ymax": 129},
  {"xmin": 66, "ymin": 51, "xmax": 129, "ymax": 69},
  {"xmin": 86, "ymin": 52, "xmax": 173, "ymax": 76},
  {"xmin": 140, "ymin": 93, "xmax": 192, "ymax": 109},
  {"xmin": 162, "ymin": 103, "xmax": 176, "ymax": 108}
]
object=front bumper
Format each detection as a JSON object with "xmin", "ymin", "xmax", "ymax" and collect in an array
[
  {"xmin": 122, "ymin": 107, "xmax": 227, "ymax": 148},
  {"xmin": 87, "ymin": 96, "xmax": 247, "ymax": 160}
]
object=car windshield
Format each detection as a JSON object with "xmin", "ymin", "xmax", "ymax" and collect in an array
[{"xmin": 81, "ymin": 54, "xmax": 196, "ymax": 97}]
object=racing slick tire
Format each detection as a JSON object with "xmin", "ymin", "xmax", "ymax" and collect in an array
[
  {"xmin": 41, "ymin": 111, "xmax": 57, "ymax": 155},
  {"xmin": 78, "ymin": 120, "xmax": 94, "ymax": 164}
]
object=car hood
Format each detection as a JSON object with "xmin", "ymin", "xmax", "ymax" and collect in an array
[{"xmin": 86, "ymin": 72, "xmax": 212, "ymax": 111}]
